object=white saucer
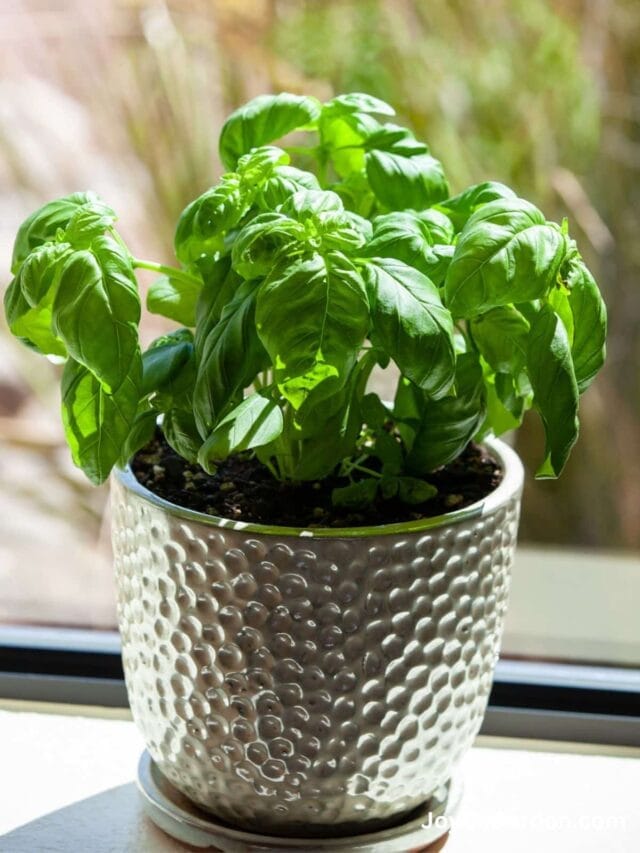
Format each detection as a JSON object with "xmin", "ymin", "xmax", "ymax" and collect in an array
[{"xmin": 137, "ymin": 750, "xmax": 461, "ymax": 851}]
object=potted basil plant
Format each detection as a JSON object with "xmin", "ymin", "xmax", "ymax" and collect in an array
[{"xmin": 4, "ymin": 93, "xmax": 606, "ymax": 841}]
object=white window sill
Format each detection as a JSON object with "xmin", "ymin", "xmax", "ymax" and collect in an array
[{"xmin": 0, "ymin": 704, "xmax": 638, "ymax": 851}]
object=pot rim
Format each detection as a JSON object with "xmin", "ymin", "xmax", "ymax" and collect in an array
[{"xmin": 113, "ymin": 435, "xmax": 523, "ymax": 539}]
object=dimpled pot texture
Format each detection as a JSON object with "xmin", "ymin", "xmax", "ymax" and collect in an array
[{"xmin": 111, "ymin": 437, "xmax": 523, "ymax": 837}]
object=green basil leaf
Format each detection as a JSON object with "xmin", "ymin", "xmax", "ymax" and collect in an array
[
  {"xmin": 219, "ymin": 93, "xmax": 321, "ymax": 170},
  {"xmin": 421, "ymin": 244, "xmax": 455, "ymax": 288},
  {"xmin": 414, "ymin": 209, "xmax": 455, "ymax": 245},
  {"xmin": 366, "ymin": 149, "xmax": 449, "ymax": 211},
  {"xmin": 174, "ymin": 175, "xmax": 244, "ymax": 265},
  {"xmin": 235, "ymin": 145, "xmax": 289, "ymax": 184},
  {"xmin": 471, "ymin": 305, "xmax": 530, "ymax": 373},
  {"xmin": 361, "ymin": 392, "xmax": 392, "ymax": 428},
  {"xmin": 142, "ymin": 329, "xmax": 194, "ymax": 397},
  {"xmin": 323, "ymin": 93, "xmax": 395, "ymax": 117},
  {"xmin": 119, "ymin": 404, "xmax": 157, "ymax": 467},
  {"xmin": 436, "ymin": 182, "xmax": 517, "ymax": 231},
  {"xmin": 565, "ymin": 260, "xmax": 607, "ymax": 393},
  {"xmin": 3, "ymin": 276, "xmax": 67, "ymax": 357},
  {"xmin": 11, "ymin": 192, "xmax": 99, "ymax": 273},
  {"xmin": 194, "ymin": 255, "xmax": 238, "ymax": 346},
  {"xmin": 362, "ymin": 212, "xmax": 438, "ymax": 275},
  {"xmin": 332, "ymin": 477, "xmax": 379, "ymax": 509},
  {"xmin": 256, "ymin": 252, "xmax": 370, "ymax": 409},
  {"xmin": 393, "ymin": 376, "xmax": 423, "ymax": 428},
  {"xmin": 483, "ymin": 375, "xmax": 523, "ymax": 437},
  {"xmin": 61, "ymin": 357, "xmax": 140, "ymax": 484},
  {"xmin": 444, "ymin": 198, "xmax": 567, "ymax": 318},
  {"xmin": 407, "ymin": 352, "xmax": 486, "ymax": 473},
  {"xmin": 162, "ymin": 409, "xmax": 201, "ymax": 463},
  {"xmin": 257, "ymin": 165, "xmax": 320, "ymax": 209},
  {"xmin": 495, "ymin": 371, "xmax": 528, "ymax": 420},
  {"xmin": 318, "ymin": 211, "xmax": 370, "ymax": 252},
  {"xmin": 280, "ymin": 189, "xmax": 344, "ymax": 219},
  {"xmin": 279, "ymin": 189, "xmax": 367, "ymax": 251},
  {"xmin": 547, "ymin": 284, "xmax": 574, "ymax": 346},
  {"xmin": 232, "ymin": 213, "xmax": 306, "ymax": 279},
  {"xmin": 364, "ymin": 257, "xmax": 455, "ymax": 398},
  {"xmin": 321, "ymin": 114, "xmax": 367, "ymax": 178},
  {"xmin": 291, "ymin": 353, "xmax": 376, "ymax": 480},
  {"xmin": 14, "ymin": 242, "xmax": 72, "ymax": 308},
  {"xmin": 147, "ymin": 274, "xmax": 201, "ymax": 327},
  {"xmin": 396, "ymin": 476, "xmax": 437, "ymax": 504},
  {"xmin": 198, "ymin": 392, "xmax": 283, "ymax": 472},
  {"xmin": 527, "ymin": 304, "xmax": 579, "ymax": 477},
  {"xmin": 194, "ymin": 279, "xmax": 269, "ymax": 436},
  {"xmin": 63, "ymin": 200, "xmax": 117, "ymax": 248},
  {"xmin": 52, "ymin": 235, "xmax": 141, "ymax": 394},
  {"xmin": 370, "ymin": 430, "xmax": 404, "ymax": 475}
]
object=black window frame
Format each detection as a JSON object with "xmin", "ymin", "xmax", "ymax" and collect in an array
[{"xmin": 1, "ymin": 627, "xmax": 638, "ymax": 746}]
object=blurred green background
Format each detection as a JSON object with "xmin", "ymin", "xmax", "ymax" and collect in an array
[{"xmin": 0, "ymin": 0, "xmax": 637, "ymax": 608}]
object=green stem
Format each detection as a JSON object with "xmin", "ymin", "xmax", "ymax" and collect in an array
[
  {"xmin": 132, "ymin": 258, "xmax": 201, "ymax": 287},
  {"xmin": 345, "ymin": 461, "xmax": 382, "ymax": 479}
]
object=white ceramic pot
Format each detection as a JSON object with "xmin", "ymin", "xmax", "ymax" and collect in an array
[{"xmin": 111, "ymin": 437, "xmax": 523, "ymax": 836}]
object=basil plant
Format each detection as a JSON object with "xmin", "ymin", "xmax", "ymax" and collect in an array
[{"xmin": 4, "ymin": 93, "xmax": 606, "ymax": 510}]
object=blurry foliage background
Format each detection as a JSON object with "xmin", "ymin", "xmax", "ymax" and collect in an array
[{"xmin": 0, "ymin": 0, "xmax": 638, "ymax": 625}]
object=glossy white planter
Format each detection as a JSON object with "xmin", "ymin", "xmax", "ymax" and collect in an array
[{"xmin": 111, "ymin": 437, "xmax": 523, "ymax": 836}]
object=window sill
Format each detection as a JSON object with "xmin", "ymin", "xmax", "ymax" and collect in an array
[{"xmin": 0, "ymin": 704, "xmax": 638, "ymax": 851}]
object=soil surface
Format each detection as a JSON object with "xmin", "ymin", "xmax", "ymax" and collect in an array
[{"xmin": 132, "ymin": 432, "xmax": 502, "ymax": 528}]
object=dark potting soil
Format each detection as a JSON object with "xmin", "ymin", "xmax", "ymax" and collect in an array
[{"xmin": 131, "ymin": 431, "xmax": 502, "ymax": 528}]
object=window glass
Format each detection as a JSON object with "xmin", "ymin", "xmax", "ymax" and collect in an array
[{"xmin": 1, "ymin": 0, "xmax": 638, "ymax": 666}]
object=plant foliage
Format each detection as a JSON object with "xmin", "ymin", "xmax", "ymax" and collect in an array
[{"xmin": 4, "ymin": 93, "xmax": 606, "ymax": 508}]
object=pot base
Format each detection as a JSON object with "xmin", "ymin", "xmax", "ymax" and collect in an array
[{"xmin": 137, "ymin": 750, "xmax": 461, "ymax": 851}]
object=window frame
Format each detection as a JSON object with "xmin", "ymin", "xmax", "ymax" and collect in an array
[{"xmin": 1, "ymin": 625, "xmax": 638, "ymax": 745}]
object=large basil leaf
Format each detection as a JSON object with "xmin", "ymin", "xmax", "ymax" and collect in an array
[
  {"xmin": 174, "ymin": 176, "xmax": 244, "ymax": 265},
  {"xmin": 471, "ymin": 305, "xmax": 530, "ymax": 373},
  {"xmin": 198, "ymin": 392, "xmax": 283, "ymax": 472},
  {"xmin": 147, "ymin": 274, "xmax": 201, "ymax": 327},
  {"xmin": 362, "ymin": 212, "xmax": 438, "ymax": 275},
  {"xmin": 527, "ymin": 304, "xmax": 579, "ymax": 477},
  {"xmin": 407, "ymin": 352, "xmax": 486, "ymax": 473},
  {"xmin": 61, "ymin": 357, "xmax": 140, "ymax": 484},
  {"xmin": 444, "ymin": 198, "xmax": 567, "ymax": 318},
  {"xmin": 565, "ymin": 259, "xmax": 607, "ymax": 393},
  {"xmin": 436, "ymin": 182, "xmax": 516, "ymax": 231},
  {"xmin": 366, "ymin": 147, "xmax": 449, "ymax": 211},
  {"xmin": 219, "ymin": 93, "xmax": 321, "ymax": 170},
  {"xmin": 364, "ymin": 257, "xmax": 455, "ymax": 398},
  {"xmin": 194, "ymin": 279, "xmax": 268, "ymax": 436},
  {"xmin": 11, "ymin": 192, "xmax": 98, "ymax": 273},
  {"xmin": 52, "ymin": 235, "xmax": 141, "ymax": 394},
  {"xmin": 256, "ymin": 252, "xmax": 370, "ymax": 409}
]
